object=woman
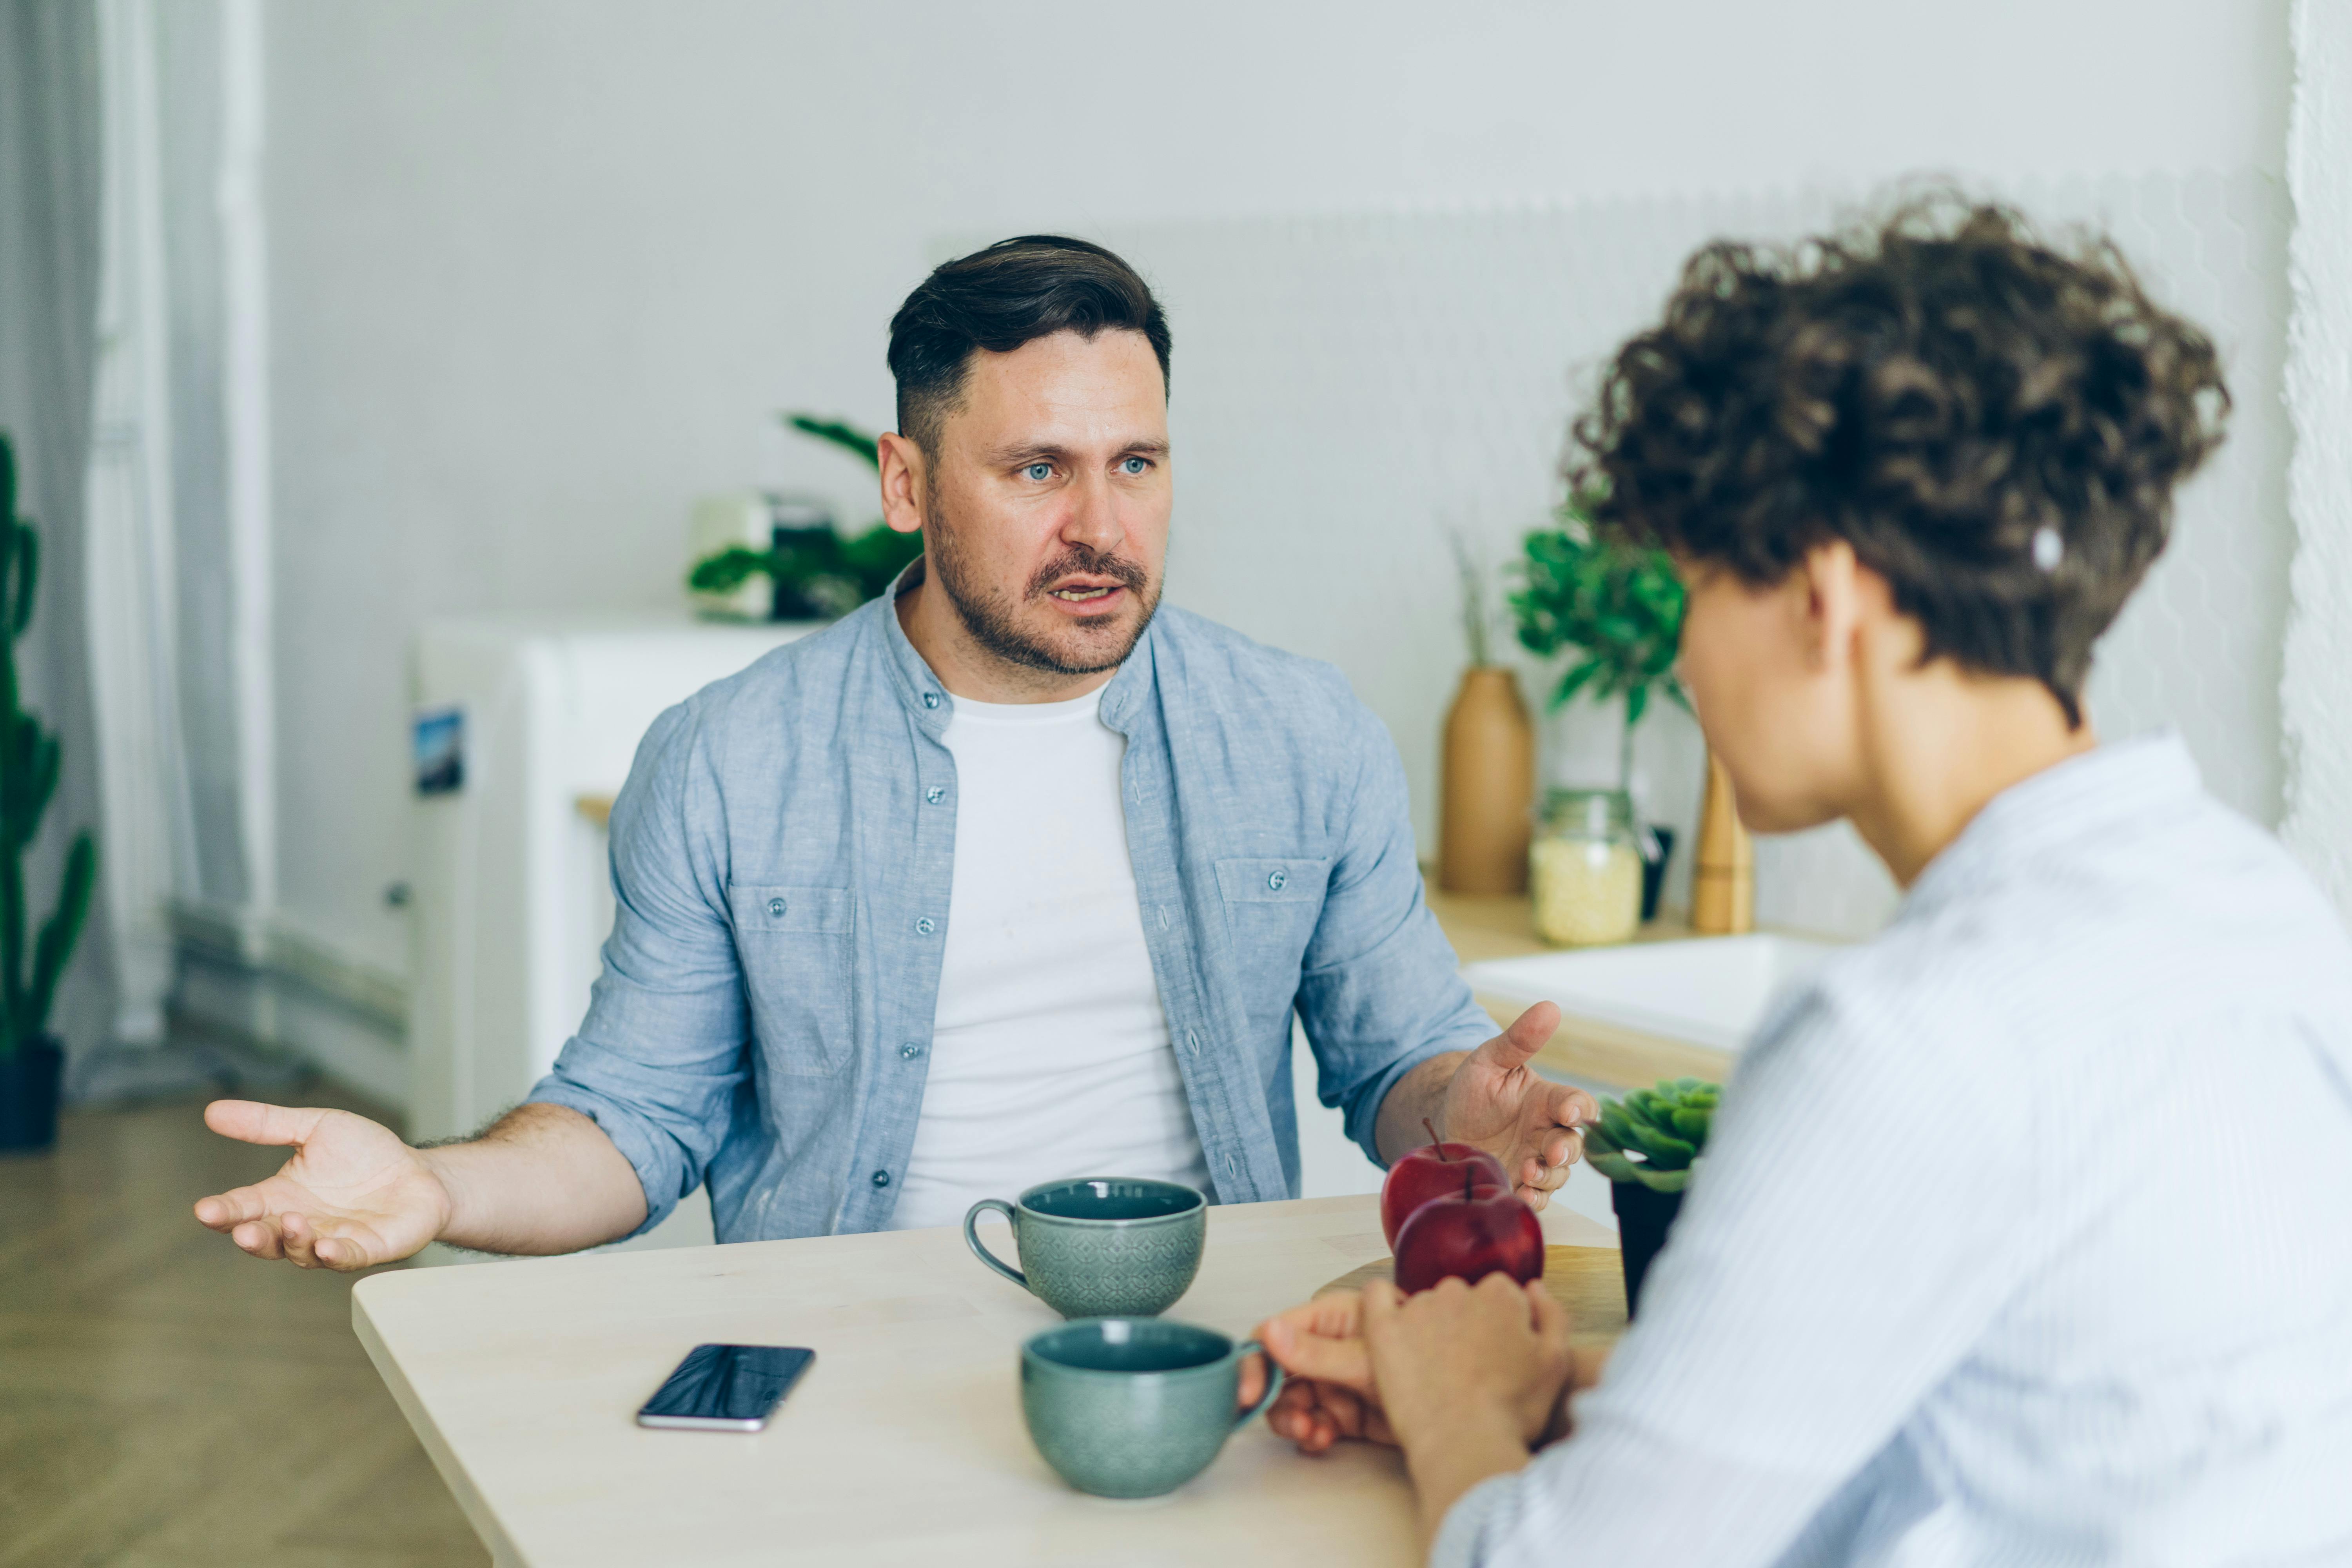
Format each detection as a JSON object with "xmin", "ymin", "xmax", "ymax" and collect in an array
[{"xmin": 1252, "ymin": 199, "xmax": 2352, "ymax": 1566}]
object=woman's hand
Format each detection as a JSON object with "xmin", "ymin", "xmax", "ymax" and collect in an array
[
  {"xmin": 1363, "ymin": 1273, "xmax": 1577, "ymax": 1549},
  {"xmin": 1363, "ymin": 1274, "xmax": 1574, "ymax": 1452},
  {"xmin": 1248, "ymin": 1290, "xmax": 1396, "ymax": 1454}
]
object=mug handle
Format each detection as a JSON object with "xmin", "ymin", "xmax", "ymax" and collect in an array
[
  {"xmin": 1231, "ymin": 1341, "xmax": 1286, "ymax": 1433},
  {"xmin": 964, "ymin": 1198, "xmax": 1027, "ymax": 1291}
]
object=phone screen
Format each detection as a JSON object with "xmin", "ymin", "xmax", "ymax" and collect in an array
[{"xmin": 635, "ymin": 1344, "xmax": 815, "ymax": 1431}]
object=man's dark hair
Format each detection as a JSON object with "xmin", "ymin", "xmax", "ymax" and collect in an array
[
  {"xmin": 887, "ymin": 235, "xmax": 1171, "ymax": 457},
  {"xmin": 1573, "ymin": 195, "xmax": 2230, "ymax": 727}
]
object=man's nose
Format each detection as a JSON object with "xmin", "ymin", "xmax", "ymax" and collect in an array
[{"xmin": 1058, "ymin": 469, "xmax": 1126, "ymax": 556}]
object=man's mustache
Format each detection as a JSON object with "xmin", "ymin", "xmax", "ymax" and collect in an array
[{"xmin": 1026, "ymin": 547, "xmax": 1150, "ymax": 598}]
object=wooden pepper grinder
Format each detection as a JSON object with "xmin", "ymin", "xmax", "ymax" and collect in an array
[
  {"xmin": 1690, "ymin": 751, "xmax": 1753, "ymax": 934},
  {"xmin": 1436, "ymin": 668, "xmax": 1535, "ymax": 894}
]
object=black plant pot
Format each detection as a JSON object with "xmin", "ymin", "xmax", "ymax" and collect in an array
[
  {"xmin": 1639, "ymin": 826, "xmax": 1676, "ymax": 924},
  {"xmin": 0, "ymin": 1035, "xmax": 63, "ymax": 1151},
  {"xmin": 1610, "ymin": 1178, "xmax": 1684, "ymax": 1317}
]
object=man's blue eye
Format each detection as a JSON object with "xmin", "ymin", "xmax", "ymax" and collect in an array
[
  {"xmin": 1024, "ymin": 463, "xmax": 1052, "ymax": 481},
  {"xmin": 1120, "ymin": 457, "xmax": 1149, "ymax": 475}
]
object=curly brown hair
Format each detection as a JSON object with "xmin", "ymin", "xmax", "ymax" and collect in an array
[{"xmin": 1572, "ymin": 196, "xmax": 2230, "ymax": 726}]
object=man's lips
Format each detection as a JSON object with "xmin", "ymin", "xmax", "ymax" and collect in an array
[{"xmin": 1040, "ymin": 576, "xmax": 1130, "ymax": 613}]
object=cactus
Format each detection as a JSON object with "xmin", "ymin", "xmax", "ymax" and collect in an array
[
  {"xmin": 1583, "ymin": 1077, "xmax": 1720, "ymax": 1194},
  {"xmin": 0, "ymin": 432, "xmax": 96, "ymax": 1056}
]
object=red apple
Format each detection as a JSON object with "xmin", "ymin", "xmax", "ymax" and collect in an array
[
  {"xmin": 1380, "ymin": 1120, "xmax": 1511, "ymax": 1250},
  {"xmin": 1392, "ymin": 1164, "xmax": 1545, "ymax": 1294}
]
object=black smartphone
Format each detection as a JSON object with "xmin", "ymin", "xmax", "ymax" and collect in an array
[{"xmin": 634, "ymin": 1343, "xmax": 815, "ymax": 1432}]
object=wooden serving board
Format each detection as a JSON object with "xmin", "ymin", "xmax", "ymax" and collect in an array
[{"xmin": 1318, "ymin": 1244, "xmax": 1628, "ymax": 1352}]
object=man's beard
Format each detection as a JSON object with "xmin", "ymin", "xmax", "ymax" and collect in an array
[{"xmin": 924, "ymin": 502, "xmax": 1160, "ymax": 677}]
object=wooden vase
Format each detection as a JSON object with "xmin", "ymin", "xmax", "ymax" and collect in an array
[
  {"xmin": 1690, "ymin": 751, "xmax": 1754, "ymax": 935},
  {"xmin": 1437, "ymin": 667, "xmax": 1535, "ymax": 895}
]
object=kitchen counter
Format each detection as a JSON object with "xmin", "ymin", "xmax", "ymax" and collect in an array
[
  {"xmin": 1423, "ymin": 886, "xmax": 1739, "ymax": 1089},
  {"xmin": 356, "ymin": 1194, "xmax": 1613, "ymax": 1568}
]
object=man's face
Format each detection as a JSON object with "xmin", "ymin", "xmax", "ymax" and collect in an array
[{"xmin": 918, "ymin": 329, "xmax": 1171, "ymax": 677}]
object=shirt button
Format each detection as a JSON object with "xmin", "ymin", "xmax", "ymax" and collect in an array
[
  {"xmin": 900, "ymin": 1041, "xmax": 924, "ymax": 1060},
  {"xmin": 871, "ymin": 1170, "xmax": 891, "ymax": 1189},
  {"xmin": 766, "ymin": 897, "xmax": 786, "ymax": 918},
  {"xmin": 925, "ymin": 786, "xmax": 945, "ymax": 804},
  {"xmin": 916, "ymin": 916, "xmax": 936, "ymax": 935},
  {"xmin": 1183, "ymin": 1029, "xmax": 1199, "ymax": 1056},
  {"xmin": 921, "ymin": 691, "xmax": 940, "ymax": 710},
  {"xmin": 1266, "ymin": 868, "xmax": 1287, "ymax": 892}
]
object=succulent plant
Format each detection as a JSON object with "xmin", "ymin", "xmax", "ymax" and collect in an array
[{"xmin": 1583, "ymin": 1077, "xmax": 1720, "ymax": 1193}]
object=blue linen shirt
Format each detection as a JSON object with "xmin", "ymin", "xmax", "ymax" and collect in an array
[{"xmin": 525, "ymin": 588, "xmax": 1494, "ymax": 1241}]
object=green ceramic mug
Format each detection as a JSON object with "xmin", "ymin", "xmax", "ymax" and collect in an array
[
  {"xmin": 1020, "ymin": 1318, "xmax": 1285, "ymax": 1498},
  {"xmin": 964, "ymin": 1178, "xmax": 1206, "ymax": 1319}
]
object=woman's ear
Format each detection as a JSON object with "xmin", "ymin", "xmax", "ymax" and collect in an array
[
  {"xmin": 876, "ymin": 431, "xmax": 926, "ymax": 536},
  {"xmin": 1795, "ymin": 539, "xmax": 1863, "ymax": 672}
]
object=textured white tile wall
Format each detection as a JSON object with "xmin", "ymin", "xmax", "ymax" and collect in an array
[
  {"xmin": 1091, "ymin": 172, "xmax": 2292, "ymax": 938},
  {"xmin": 2283, "ymin": 0, "xmax": 2352, "ymax": 922}
]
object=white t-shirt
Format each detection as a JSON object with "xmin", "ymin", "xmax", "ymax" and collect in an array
[{"xmin": 885, "ymin": 685, "xmax": 1213, "ymax": 1231}]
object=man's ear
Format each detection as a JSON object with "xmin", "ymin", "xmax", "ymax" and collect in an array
[
  {"xmin": 1797, "ymin": 540, "xmax": 1863, "ymax": 671},
  {"xmin": 877, "ymin": 431, "xmax": 926, "ymax": 536}
]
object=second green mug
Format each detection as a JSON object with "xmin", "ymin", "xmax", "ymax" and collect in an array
[{"xmin": 964, "ymin": 1177, "xmax": 1206, "ymax": 1319}]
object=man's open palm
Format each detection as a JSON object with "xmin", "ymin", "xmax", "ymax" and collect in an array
[
  {"xmin": 1442, "ymin": 1003, "xmax": 1598, "ymax": 1206},
  {"xmin": 192, "ymin": 1101, "xmax": 452, "ymax": 1271}
]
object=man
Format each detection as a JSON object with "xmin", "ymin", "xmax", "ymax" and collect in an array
[
  {"xmin": 1250, "ymin": 201, "xmax": 2352, "ymax": 1565},
  {"xmin": 194, "ymin": 235, "xmax": 1594, "ymax": 1268}
]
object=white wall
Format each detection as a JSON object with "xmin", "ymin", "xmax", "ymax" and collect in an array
[{"xmin": 257, "ymin": 0, "xmax": 2291, "ymax": 978}]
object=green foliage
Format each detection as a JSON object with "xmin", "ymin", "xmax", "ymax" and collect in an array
[
  {"xmin": 686, "ymin": 413, "xmax": 920, "ymax": 618},
  {"xmin": 1509, "ymin": 495, "xmax": 1690, "ymax": 784},
  {"xmin": 1582, "ymin": 1078, "xmax": 1720, "ymax": 1194},
  {"xmin": 0, "ymin": 432, "xmax": 97, "ymax": 1056}
]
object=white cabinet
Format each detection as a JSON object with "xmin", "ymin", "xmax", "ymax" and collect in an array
[{"xmin": 407, "ymin": 616, "xmax": 813, "ymax": 1143}]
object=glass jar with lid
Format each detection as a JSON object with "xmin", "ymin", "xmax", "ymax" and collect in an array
[{"xmin": 1530, "ymin": 788, "xmax": 1643, "ymax": 946}]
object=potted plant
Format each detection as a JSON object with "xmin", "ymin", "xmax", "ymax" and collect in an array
[
  {"xmin": 1509, "ymin": 495, "xmax": 1688, "ymax": 920},
  {"xmin": 0, "ymin": 432, "xmax": 98, "ymax": 1152},
  {"xmin": 1581, "ymin": 1076, "xmax": 1719, "ymax": 1314},
  {"xmin": 687, "ymin": 414, "xmax": 924, "ymax": 619}
]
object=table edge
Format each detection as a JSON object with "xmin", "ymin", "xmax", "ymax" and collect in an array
[{"xmin": 353, "ymin": 1279, "xmax": 528, "ymax": 1566}]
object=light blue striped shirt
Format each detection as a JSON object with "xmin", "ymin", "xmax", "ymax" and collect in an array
[{"xmin": 1438, "ymin": 735, "xmax": 2352, "ymax": 1566}]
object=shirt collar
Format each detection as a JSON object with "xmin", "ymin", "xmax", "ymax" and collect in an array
[
  {"xmin": 1902, "ymin": 730, "xmax": 2204, "ymax": 914},
  {"xmin": 873, "ymin": 555, "xmax": 1158, "ymax": 739}
]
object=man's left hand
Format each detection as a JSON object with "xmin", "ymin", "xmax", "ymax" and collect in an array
[{"xmin": 1439, "ymin": 1003, "xmax": 1597, "ymax": 1206}]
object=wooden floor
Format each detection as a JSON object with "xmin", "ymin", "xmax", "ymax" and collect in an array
[{"xmin": 0, "ymin": 1080, "xmax": 488, "ymax": 1567}]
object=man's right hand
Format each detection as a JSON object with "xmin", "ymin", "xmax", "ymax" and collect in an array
[{"xmin": 192, "ymin": 1100, "xmax": 452, "ymax": 1271}]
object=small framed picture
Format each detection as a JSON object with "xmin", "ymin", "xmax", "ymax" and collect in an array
[{"xmin": 414, "ymin": 706, "xmax": 465, "ymax": 795}]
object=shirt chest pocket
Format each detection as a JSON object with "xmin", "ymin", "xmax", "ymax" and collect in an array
[
  {"xmin": 729, "ymin": 884, "xmax": 857, "ymax": 1077},
  {"xmin": 1212, "ymin": 857, "xmax": 1332, "ymax": 1022}
]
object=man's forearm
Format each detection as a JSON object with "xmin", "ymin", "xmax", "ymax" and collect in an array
[
  {"xmin": 421, "ymin": 1102, "xmax": 648, "ymax": 1254},
  {"xmin": 1374, "ymin": 1050, "xmax": 1469, "ymax": 1164}
]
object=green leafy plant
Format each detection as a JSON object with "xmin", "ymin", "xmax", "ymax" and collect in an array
[
  {"xmin": 1509, "ymin": 494, "xmax": 1689, "ymax": 788},
  {"xmin": 687, "ymin": 414, "xmax": 923, "ymax": 617},
  {"xmin": 1583, "ymin": 1077, "xmax": 1719, "ymax": 1193},
  {"xmin": 0, "ymin": 433, "xmax": 96, "ymax": 1056}
]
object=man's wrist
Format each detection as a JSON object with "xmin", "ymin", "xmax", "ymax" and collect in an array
[
  {"xmin": 1374, "ymin": 1049, "xmax": 1468, "ymax": 1163},
  {"xmin": 413, "ymin": 1145, "xmax": 464, "ymax": 1245}
]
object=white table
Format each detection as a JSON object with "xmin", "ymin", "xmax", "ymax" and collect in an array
[{"xmin": 355, "ymin": 1194, "xmax": 1613, "ymax": 1566}]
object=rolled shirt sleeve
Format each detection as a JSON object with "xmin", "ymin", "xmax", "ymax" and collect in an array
[
  {"xmin": 1294, "ymin": 692, "xmax": 1497, "ymax": 1164},
  {"xmin": 525, "ymin": 702, "xmax": 751, "ymax": 1236}
]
